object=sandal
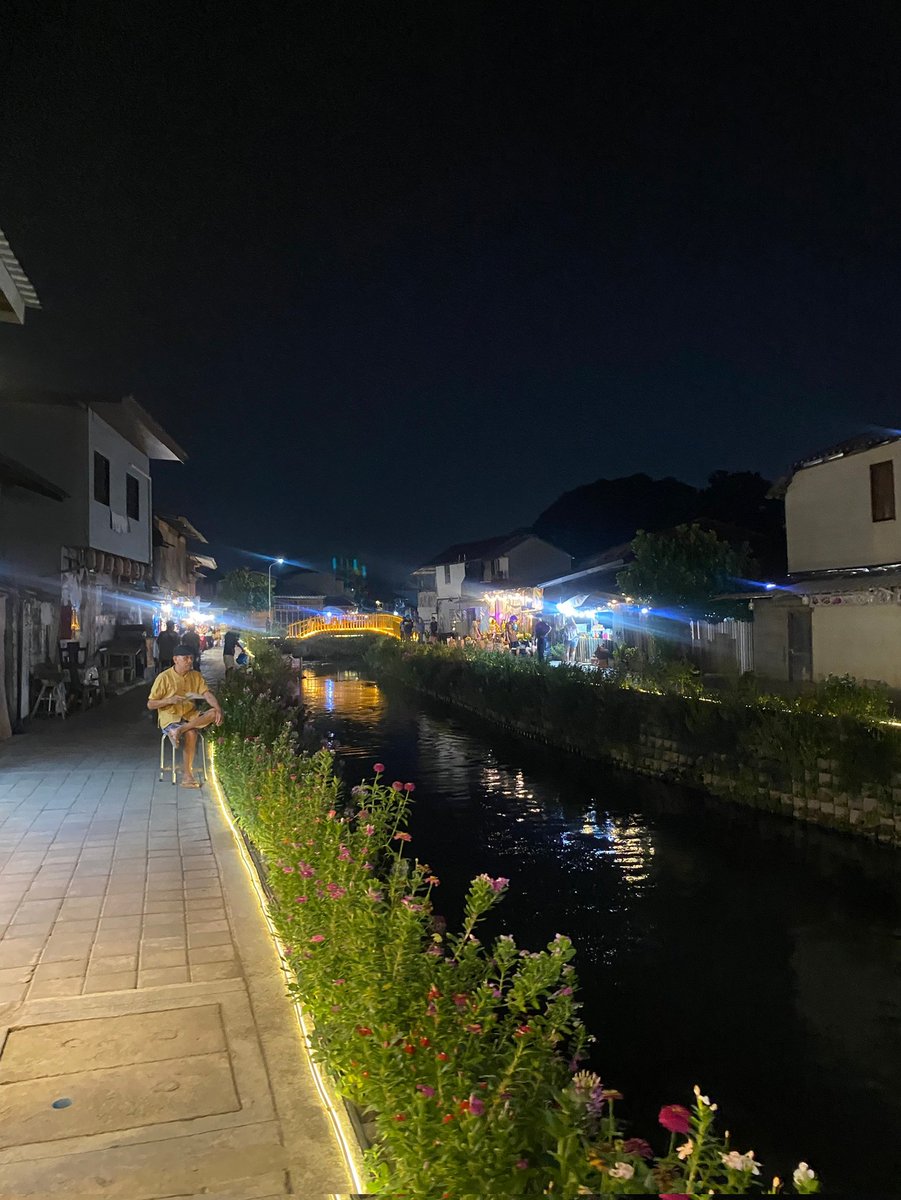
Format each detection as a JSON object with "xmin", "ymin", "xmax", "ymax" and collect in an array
[{"xmin": 180, "ymin": 776, "xmax": 202, "ymax": 789}]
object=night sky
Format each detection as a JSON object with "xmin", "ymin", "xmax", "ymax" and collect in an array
[{"xmin": 4, "ymin": 3, "xmax": 901, "ymax": 577}]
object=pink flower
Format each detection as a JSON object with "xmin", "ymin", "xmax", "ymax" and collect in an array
[
  {"xmin": 373, "ymin": 762, "xmax": 385, "ymax": 774},
  {"xmin": 425, "ymin": 875, "xmax": 440, "ymax": 886},
  {"xmin": 393, "ymin": 832, "xmax": 412, "ymax": 843},
  {"xmin": 658, "ymin": 1105, "xmax": 692, "ymax": 1135},
  {"xmin": 468, "ymin": 1094, "xmax": 485, "ymax": 1116},
  {"xmin": 391, "ymin": 780, "xmax": 404, "ymax": 791},
  {"xmin": 282, "ymin": 866, "xmax": 294, "ymax": 873},
  {"xmin": 364, "ymin": 824, "xmax": 375, "ymax": 836},
  {"xmin": 338, "ymin": 844, "xmax": 351, "ymax": 861},
  {"xmin": 417, "ymin": 1084, "xmax": 435, "ymax": 1098},
  {"xmin": 295, "ymin": 895, "xmax": 308, "ymax": 903},
  {"xmin": 515, "ymin": 1159, "xmax": 529, "ymax": 1170},
  {"xmin": 309, "ymin": 934, "xmax": 325, "ymax": 943},
  {"xmin": 327, "ymin": 809, "xmax": 336, "ymax": 820},
  {"xmin": 404, "ymin": 782, "xmax": 416, "ymax": 792},
  {"xmin": 367, "ymin": 888, "xmax": 384, "ymax": 902},
  {"xmin": 333, "ymin": 978, "xmax": 345, "ymax": 985}
]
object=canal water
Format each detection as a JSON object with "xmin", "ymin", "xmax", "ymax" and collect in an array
[{"xmin": 302, "ymin": 665, "xmax": 901, "ymax": 1190}]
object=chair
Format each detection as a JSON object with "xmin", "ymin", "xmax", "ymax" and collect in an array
[
  {"xmin": 159, "ymin": 730, "xmax": 207, "ymax": 786},
  {"xmin": 30, "ymin": 665, "xmax": 68, "ymax": 719}
]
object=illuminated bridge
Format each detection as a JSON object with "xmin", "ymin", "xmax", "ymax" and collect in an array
[{"xmin": 286, "ymin": 613, "xmax": 402, "ymax": 640}]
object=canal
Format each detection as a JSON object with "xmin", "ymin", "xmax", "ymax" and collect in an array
[{"xmin": 302, "ymin": 664, "xmax": 901, "ymax": 1190}]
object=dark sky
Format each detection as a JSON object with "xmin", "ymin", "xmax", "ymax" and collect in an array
[{"xmin": 4, "ymin": 2, "xmax": 901, "ymax": 577}]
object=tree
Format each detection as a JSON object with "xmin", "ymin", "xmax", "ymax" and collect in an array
[
  {"xmin": 617, "ymin": 524, "xmax": 754, "ymax": 619},
  {"xmin": 218, "ymin": 568, "xmax": 269, "ymax": 613}
]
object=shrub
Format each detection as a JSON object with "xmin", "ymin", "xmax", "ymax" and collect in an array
[{"xmin": 210, "ymin": 650, "xmax": 821, "ymax": 1195}]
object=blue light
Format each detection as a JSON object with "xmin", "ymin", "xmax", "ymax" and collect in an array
[{"xmin": 765, "ymin": 582, "xmax": 776, "ymax": 590}]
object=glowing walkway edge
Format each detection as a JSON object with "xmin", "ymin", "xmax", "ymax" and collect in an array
[{"xmin": 208, "ymin": 745, "xmax": 368, "ymax": 1199}]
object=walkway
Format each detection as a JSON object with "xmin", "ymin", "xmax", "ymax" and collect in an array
[{"xmin": 0, "ymin": 654, "xmax": 351, "ymax": 1199}]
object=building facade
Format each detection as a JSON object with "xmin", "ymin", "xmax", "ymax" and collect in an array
[{"xmin": 755, "ymin": 434, "xmax": 901, "ymax": 688}]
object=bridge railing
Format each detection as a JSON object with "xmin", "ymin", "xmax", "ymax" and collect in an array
[{"xmin": 286, "ymin": 612, "xmax": 403, "ymax": 640}]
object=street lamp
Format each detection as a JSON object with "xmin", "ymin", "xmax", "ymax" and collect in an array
[{"xmin": 267, "ymin": 557, "xmax": 284, "ymax": 631}]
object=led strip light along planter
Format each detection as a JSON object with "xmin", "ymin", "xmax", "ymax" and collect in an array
[{"xmin": 208, "ymin": 745, "xmax": 368, "ymax": 1198}]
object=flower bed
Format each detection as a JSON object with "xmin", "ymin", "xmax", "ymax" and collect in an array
[{"xmin": 211, "ymin": 659, "xmax": 820, "ymax": 1195}]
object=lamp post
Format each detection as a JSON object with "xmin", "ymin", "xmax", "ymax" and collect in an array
[{"xmin": 267, "ymin": 557, "xmax": 284, "ymax": 631}]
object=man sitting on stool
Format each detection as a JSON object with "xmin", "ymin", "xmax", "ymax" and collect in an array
[{"xmin": 147, "ymin": 644, "xmax": 223, "ymax": 787}]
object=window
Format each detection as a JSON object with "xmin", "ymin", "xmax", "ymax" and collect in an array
[
  {"xmin": 126, "ymin": 473, "xmax": 140, "ymax": 521},
  {"xmin": 443, "ymin": 564, "xmax": 451, "ymax": 584},
  {"xmin": 870, "ymin": 460, "xmax": 896, "ymax": 522},
  {"xmin": 93, "ymin": 452, "xmax": 110, "ymax": 505}
]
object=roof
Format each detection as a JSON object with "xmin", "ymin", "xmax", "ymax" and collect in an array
[
  {"xmin": 157, "ymin": 515, "xmax": 208, "ymax": 543},
  {"xmin": 771, "ymin": 430, "xmax": 901, "ymax": 496},
  {"xmin": 0, "ymin": 453, "xmax": 67, "ymax": 501},
  {"xmin": 0, "ymin": 228, "xmax": 40, "ymax": 323},
  {"xmin": 417, "ymin": 528, "xmax": 541, "ymax": 570},
  {"xmin": 0, "ymin": 390, "xmax": 187, "ymax": 462},
  {"xmin": 189, "ymin": 553, "xmax": 218, "ymax": 571}
]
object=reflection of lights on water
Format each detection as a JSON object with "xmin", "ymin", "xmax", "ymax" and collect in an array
[
  {"xmin": 301, "ymin": 672, "xmax": 386, "ymax": 718},
  {"xmin": 481, "ymin": 762, "xmax": 535, "ymax": 803},
  {"xmin": 560, "ymin": 811, "xmax": 655, "ymax": 886}
]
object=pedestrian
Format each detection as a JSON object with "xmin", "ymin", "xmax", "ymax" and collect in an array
[
  {"xmin": 401, "ymin": 613, "xmax": 414, "ymax": 641},
  {"xmin": 563, "ymin": 617, "xmax": 580, "ymax": 664},
  {"xmin": 534, "ymin": 614, "xmax": 551, "ymax": 663},
  {"xmin": 414, "ymin": 614, "xmax": 426, "ymax": 642},
  {"xmin": 181, "ymin": 626, "xmax": 202, "ymax": 671},
  {"xmin": 156, "ymin": 621, "xmax": 179, "ymax": 671},
  {"xmin": 147, "ymin": 644, "xmax": 223, "ymax": 787},
  {"xmin": 223, "ymin": 629, "xmax": 247, "ymax": 674},
  {"xmin": 429, "ymin": 615, "xmax": 438, "ymax": 642}
]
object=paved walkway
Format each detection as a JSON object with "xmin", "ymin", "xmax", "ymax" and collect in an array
[{"xmin": 0, "ymin": 654, "xmax": 351, "ymax": 1199}]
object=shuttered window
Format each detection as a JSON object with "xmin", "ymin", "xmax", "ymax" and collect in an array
[
  {"xmin": 93, "ymin": 452, "xmax": 110, "ymax": 505},
  {"xmin": 126, "ymin": 473, "xmax": 140, "ymax": 520},
  {"xmin": 870, "ymin": 460, "xmax": 896, "ymax": 522}
]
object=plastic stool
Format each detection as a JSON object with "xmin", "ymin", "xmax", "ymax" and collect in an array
[{"xmin": 159, "ymin": 730, "xmax": 207, "ymax": 786}]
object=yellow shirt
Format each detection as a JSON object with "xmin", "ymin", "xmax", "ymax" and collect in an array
[{"xmin": 149, "ymin": 667, "xmax": 210, "ymax": 729}]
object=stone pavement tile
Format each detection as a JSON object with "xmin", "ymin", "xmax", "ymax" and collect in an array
[
  {"xmin": 0, "ymin": 943, "xmax": 40, "ymax": 969},
  {"xmin": 88, "ymin": 953, "xmax": 138, "ymax": 973},
  {"xmin": 140, "ymin": 935, "xmax": 186, "ymax": 952},
  {"xmin": 188, "ymin": 944, "xmax": 236, "ymax": 965},
  {"xmin": 30, "ymin": 959, "xmax": 86, "ymax": 981},
  {"xmin": 187, "ymin": 918, "xmax": 229, "ymax": 934},
  {"xmin": 83, "ymin": 970, "xmax": 137, "ymax": 992},
  {"xmin": 188, "ymin": 928, "xmax": 232, "ymax": 948},
  {"xmin": 41, "ymin": 936, "xmax": 95, "ymax": 963},
  {"xmin": 143, "ymin": 899, "xmax": 184, "ymax": 915},
  {"xmin": 0, "ymin": 965, "xmax": 34, "ymax": 986},
  {"xmin": 191, "ymin": 960, "xmax": 242, "ymax": 982},
  {"xmin": 26, "ymin": 974, "xmax": 84, "ymax": 999},
  {"xmin": 0, "ymin": 1121, "xmax": 293, "ymax": 1198},
  {"xmin": 58, "ymin": 896, "xmax": 104, "ymax": 917},
  {"xmin": 5, "ymin": 921, "xmax": 56, "ymax": 940},
  {"xmin": 102, "ymin": 896, "xmax": 143, "ymax": 917},
  {"xmin": 66, "ymin": 879, "xmax": 108, "ymax": 897},
  {"xmin": 98, "ymin": 914, "xmax": 142, "ymax": 932},
  {"xmin": 139, "ymin": 964, "xmax": 189, "ymax": 986},
  {"xmin": 140, "ymin": 948, "xmax": 187, "ymax": 969},
  {"xmin": 0, "ymin": 983, "xmax": 28, "ymax": 1003},
  {"xmin": 92, "ymin": 937, "xmax": 140, "ymax": 959},
  {"xmin": 51, "ymin": 917, "xmax": 99, "ymax": 936}
]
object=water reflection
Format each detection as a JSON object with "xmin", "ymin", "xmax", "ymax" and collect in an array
[{"xmin": 299, "ymin": 664, "xmax": 901, "ymax": 1190}]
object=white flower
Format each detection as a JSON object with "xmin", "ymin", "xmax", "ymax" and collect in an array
[
  {"xmin": 793, "ymin": 1162, "xmax": 816, "ymax": 1186},
  {"xmin": 571, "ymin": 1070, "xmax": 602, "ymax": 1092},
  {"xmin": 608, "ymin": 1162, "xmax": 634, "ymax": 1181},
  {"xmin": 721, "ymin": 1150, "xmax": 761, "ymax": 1175},
  {"xmin": 677, "ymin": 1139, "xmax": 694, "ymax": 1160}
]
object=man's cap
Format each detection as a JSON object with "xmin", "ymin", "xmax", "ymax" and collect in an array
[{"xmin": 172, "ymin": 644, "xmax": 195, "ymax": 658}]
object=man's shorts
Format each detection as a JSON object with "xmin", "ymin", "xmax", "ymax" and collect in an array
[{"xmin": 162, "ymin": 720, "xmax": 188, "ymax": 741}]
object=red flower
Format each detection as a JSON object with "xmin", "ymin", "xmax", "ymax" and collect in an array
[
  {"xmin": 427, "ymin": 986, "xmax": 441, "ymax": 1000},
  {"xmin": 419, "ymin": 1036, "xmax": 431, "ymax": 1047},
  {"xmin": 514, "ymin": 1024, "xmax": 531, "ymax": 1037},
  {"xmin": 373, "ymin": 763, "xmax": 385, "ymax": 774},
  {"xmin": 404, "ymin": 782, "xmax": 416, "ymax": 792},
  {"xmin": 393, "ymin": 1112, "xmax": 407, "ymax": 1121},
  {"xmin": 442, "ymin": 1113, "xmax": 454, "ymax": 1123},
  {"xmin": 658, "ymin": 1104, "xmax": 692, "ymax": 1134},
  {"xmin": 436, "ymin": 1051, "xmax": 449, "ymax": 1062},
  {"xmin": 402, "ymin": 1043, "xmax": 415, "ymax": 1055},
  {"xmin": 356, "ymin": 1026, "xmax": 373, "ymax": 1037},
  {"xmin": 391, "ymin": 780, "xmax": 404, "ymax": 791}
]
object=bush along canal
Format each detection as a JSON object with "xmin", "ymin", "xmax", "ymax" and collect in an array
[{"xmin": 211, "ymin": 642, "xmax": 900, "ymax": 1194}]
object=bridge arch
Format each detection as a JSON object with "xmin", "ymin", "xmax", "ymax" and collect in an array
[{"xmin": 286, "ymin": 613, "xmax": 402, "ymax": 640}]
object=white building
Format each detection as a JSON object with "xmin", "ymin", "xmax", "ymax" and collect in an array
[
  {"xmin": 0, "ymin": 390, "xmax": 186, "ymax": 724},
  {"xmin": 413, "ymin": 530, "xmax": 571, "ymax": 633},
  {"xmin": 755, "ymin": 433, "xmax": 901, "ymax": 687}
]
